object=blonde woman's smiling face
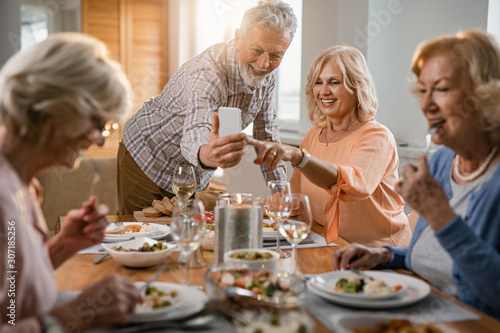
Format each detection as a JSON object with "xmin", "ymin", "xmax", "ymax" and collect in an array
[{"xmin": 313, "ymin": 60, "xmax": 357, "ymax": 121}]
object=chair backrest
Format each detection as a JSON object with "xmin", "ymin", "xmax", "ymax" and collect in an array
[{"xmin": 37, "ymin": 156, "xmax": 118, "ymax": 235}]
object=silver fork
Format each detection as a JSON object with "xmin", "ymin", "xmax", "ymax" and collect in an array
[
  {"xmin": 141, "ymin": 261, "xmax": 169, "ymax": 294},
  {"xmin": 89, "ymin": 160, "xmax": 101, "ymax": 197},
  {"xmin": 114, "ymin": 221, "xmax": 124, "ymax": 228},
  {"xmin": 424, "ymin": 120, "xmax": 445, "ymax": 158}
]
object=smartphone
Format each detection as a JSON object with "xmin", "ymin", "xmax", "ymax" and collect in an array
[{"xmin": 218, "ymin": 107, "xmax": 242, "ymax": 137}]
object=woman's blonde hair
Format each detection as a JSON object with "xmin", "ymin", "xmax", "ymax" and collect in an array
[
  {"xmin": 0, "ymin": 32, "xmax": 132, "ymax": 141},
  {"xmin": 305, "ymin": 45, "xmax": 378, "ymax": 126},
  {"xmin": 411, "ymin": 29, "xmax": 500, "ymax": 144}
]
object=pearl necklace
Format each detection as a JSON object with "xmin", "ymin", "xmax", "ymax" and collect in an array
[
  {"xmin": 453, "ymin": 146, "xmax": 498, "ymax": 182},
  {"xmin": 322, "ymin": 119, "xmax": 356, "ymax": 146}
]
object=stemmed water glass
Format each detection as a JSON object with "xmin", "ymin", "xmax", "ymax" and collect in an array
[
  {"xmin": 170, "ymin": 199, "xmax": 206, "ymax": 288},
  {"xmin": 172, "ymin": 163, "xmax": 196, "ymax": 202},
  {"xmin": 264, "ymin": 180, "xmax": 292, "ymax": 259},
  {"xmin": 278, "ymin": 193, "xmax": 312, "ymax": 274}
]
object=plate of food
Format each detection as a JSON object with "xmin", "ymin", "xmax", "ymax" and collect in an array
[
  {"xmin": 310, "ymin": 271, "xmax": 408, "ymax": 300},
  {"xmin": 307, "ymin": 271, "xmax": 430, "ymax": 309},
  {"xmin": 131, "ymin": 282, "xmax": 208, "ymax": 322},
  {"xmin": 132, "ymin": 284, "xmax": 182, "ymax": 320},
  {"xmin": 104, "ymin": 222, "xmax": 170, "ymax": 242}
]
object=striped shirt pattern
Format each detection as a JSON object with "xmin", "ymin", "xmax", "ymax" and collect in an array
[{"xmin": 123, "ymin": 40, "xmax": 286, "ymax": 192}]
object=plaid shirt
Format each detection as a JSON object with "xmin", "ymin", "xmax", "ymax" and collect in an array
[{"xmin": 123, "ymin": 40, "xmax": 286, "ymax": 192}]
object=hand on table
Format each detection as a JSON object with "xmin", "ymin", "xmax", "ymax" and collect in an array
[
  {"xmin": 199, "ymin": 112, "xmax": 248, "ymax": 168},
  {"xmin": 331, "ymin": 243, "xmax": 392, "ymax": 271},
  {"xmin": 52, "ymin": 275, "xmax": 143, "ymax": 331}
]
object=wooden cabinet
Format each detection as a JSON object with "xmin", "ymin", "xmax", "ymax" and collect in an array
[{"xmin": 81, "ymin": 0, "xmax": 169, "ymax": 157}]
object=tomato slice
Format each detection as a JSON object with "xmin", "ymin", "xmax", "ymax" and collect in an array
[
  {"xmin": 193, "ymin": 212, "xmax": 215, "ymax": 222},
  {"xmin": 205, "ymin": 212, "xmax": 214, "ymax": 222}
]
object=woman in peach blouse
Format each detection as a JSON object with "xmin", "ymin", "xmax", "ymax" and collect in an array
[{"xmin": 249, "ymin": 46, "xmax": 411, "ymax": 247}]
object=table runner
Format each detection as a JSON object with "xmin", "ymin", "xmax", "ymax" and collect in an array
[
  {"xmin": 79, "ymin": 230, "xmax": 335, "ymax": 254},
  {"xmin": 263, "ymin": 230, "xmax": 337, "ymax": 249},
  {"xmin": 304, "ymin": 289, "xmax": 479, "ymax": 331}
]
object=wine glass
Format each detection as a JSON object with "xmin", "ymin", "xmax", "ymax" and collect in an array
[
  {"xmin": 170, "ymin": 199, "xmax": 206, "ymax": 287},
  {"xmin": 172, "ymin": 163, "xmax": 196, "ymax": 202},
  {"xmin": 278, "ymin": 193, "xmax": 312, "ymax": 274},
  {"xmin": 264, "ymin": 180, "xmax": 292, "ymax": 259}
]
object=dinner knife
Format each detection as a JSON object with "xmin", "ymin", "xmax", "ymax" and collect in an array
[{"xmin": 93, "ymin": 253, "xmax": 109, "ymax": 264}]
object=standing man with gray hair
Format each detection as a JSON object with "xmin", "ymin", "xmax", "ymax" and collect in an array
[{"xmin": 118, "ymin": 0, "xmax": 297, "ymax": 214}]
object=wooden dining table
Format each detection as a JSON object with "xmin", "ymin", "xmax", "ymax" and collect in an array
[{"xmin": 55, "ymin": 215, "xmax": 500, "ymax": 332}]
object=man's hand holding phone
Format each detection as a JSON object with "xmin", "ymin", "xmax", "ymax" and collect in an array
[{"xmin": 198, "ymin": 109, "xmax": 248, "ymax": 169}]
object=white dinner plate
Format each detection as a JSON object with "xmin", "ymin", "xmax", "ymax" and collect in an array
[
  {"xmin": 307, "ymin": 271, "xmax": 431, "ymax": 309},
  {"xmin": 104, "ymin": 223, "xmax": 170, "ymax": 242},
  {"xmin": 131, "ymin": 282, "xmax": 208, "ymax": 322},
  {"xmin": 310, "ymin": 271, "xmax": 408, "ymax": 300}
]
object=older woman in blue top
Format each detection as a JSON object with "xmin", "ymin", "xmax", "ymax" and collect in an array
[{"xmin": 331, "ymin": 29, "xmax": 500, "ymax": 319}]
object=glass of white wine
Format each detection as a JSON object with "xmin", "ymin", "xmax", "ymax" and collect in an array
[
  {"xmin": 264, "ymin": 180, "xmax": 292, "ymax": 259},
  {"xmin": 172, "ymin": 163, "xmax": 196, "ymax": 202},
  {"xmin": 170, "ymin": 198, "xmax": 206, "ymax": 287},
  {"xmin": 278, "ymin": 193, "xmax": 312, "ymax": 274}
]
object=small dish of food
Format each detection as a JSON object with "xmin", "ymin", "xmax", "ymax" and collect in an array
[
  {"xmin": 224, "ymin": 248, "xmax": 279, "ymax": 273},
  {"xmin": 205, "ymin": 264, "xmax": 306, "ymax": 310},
  {"xmin": 101, "ymin": 237, "xmax": 176, "ymax": 268}
]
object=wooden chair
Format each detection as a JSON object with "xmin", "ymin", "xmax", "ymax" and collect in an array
[{"xmin": 37, "ymin": 157, "xmax": 118, "ymax": 235}]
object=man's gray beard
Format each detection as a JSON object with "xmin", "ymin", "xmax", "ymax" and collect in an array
[{"xmin": 240, "ymin": 63, "xmax": 268, "ymax": 88}]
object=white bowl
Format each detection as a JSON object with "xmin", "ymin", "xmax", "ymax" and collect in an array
[
  {"xmin": 224, "ymin": 248, "xmax": 279, "ymax": 273},
  {"xmin": 102, "ymin": 237, "xmax": 176, "ymax": 268}
]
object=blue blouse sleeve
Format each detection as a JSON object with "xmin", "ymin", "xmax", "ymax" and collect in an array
[
  {"xmin": 381, "ymin": 245, "xmax": 409, "ymax": 270},
  {"xmin": 435, "ymin": 215, "xmax": 500, "ymax": 309}
]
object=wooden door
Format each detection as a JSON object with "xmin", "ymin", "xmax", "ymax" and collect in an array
[{"xmin": 81, "ymin": 0, "xmax": 169, "ymax": 157}]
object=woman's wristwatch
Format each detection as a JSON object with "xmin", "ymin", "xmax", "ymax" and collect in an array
[{"xmin": 293, "ymin": 148, "xmax": 310, "ymax": 169}]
